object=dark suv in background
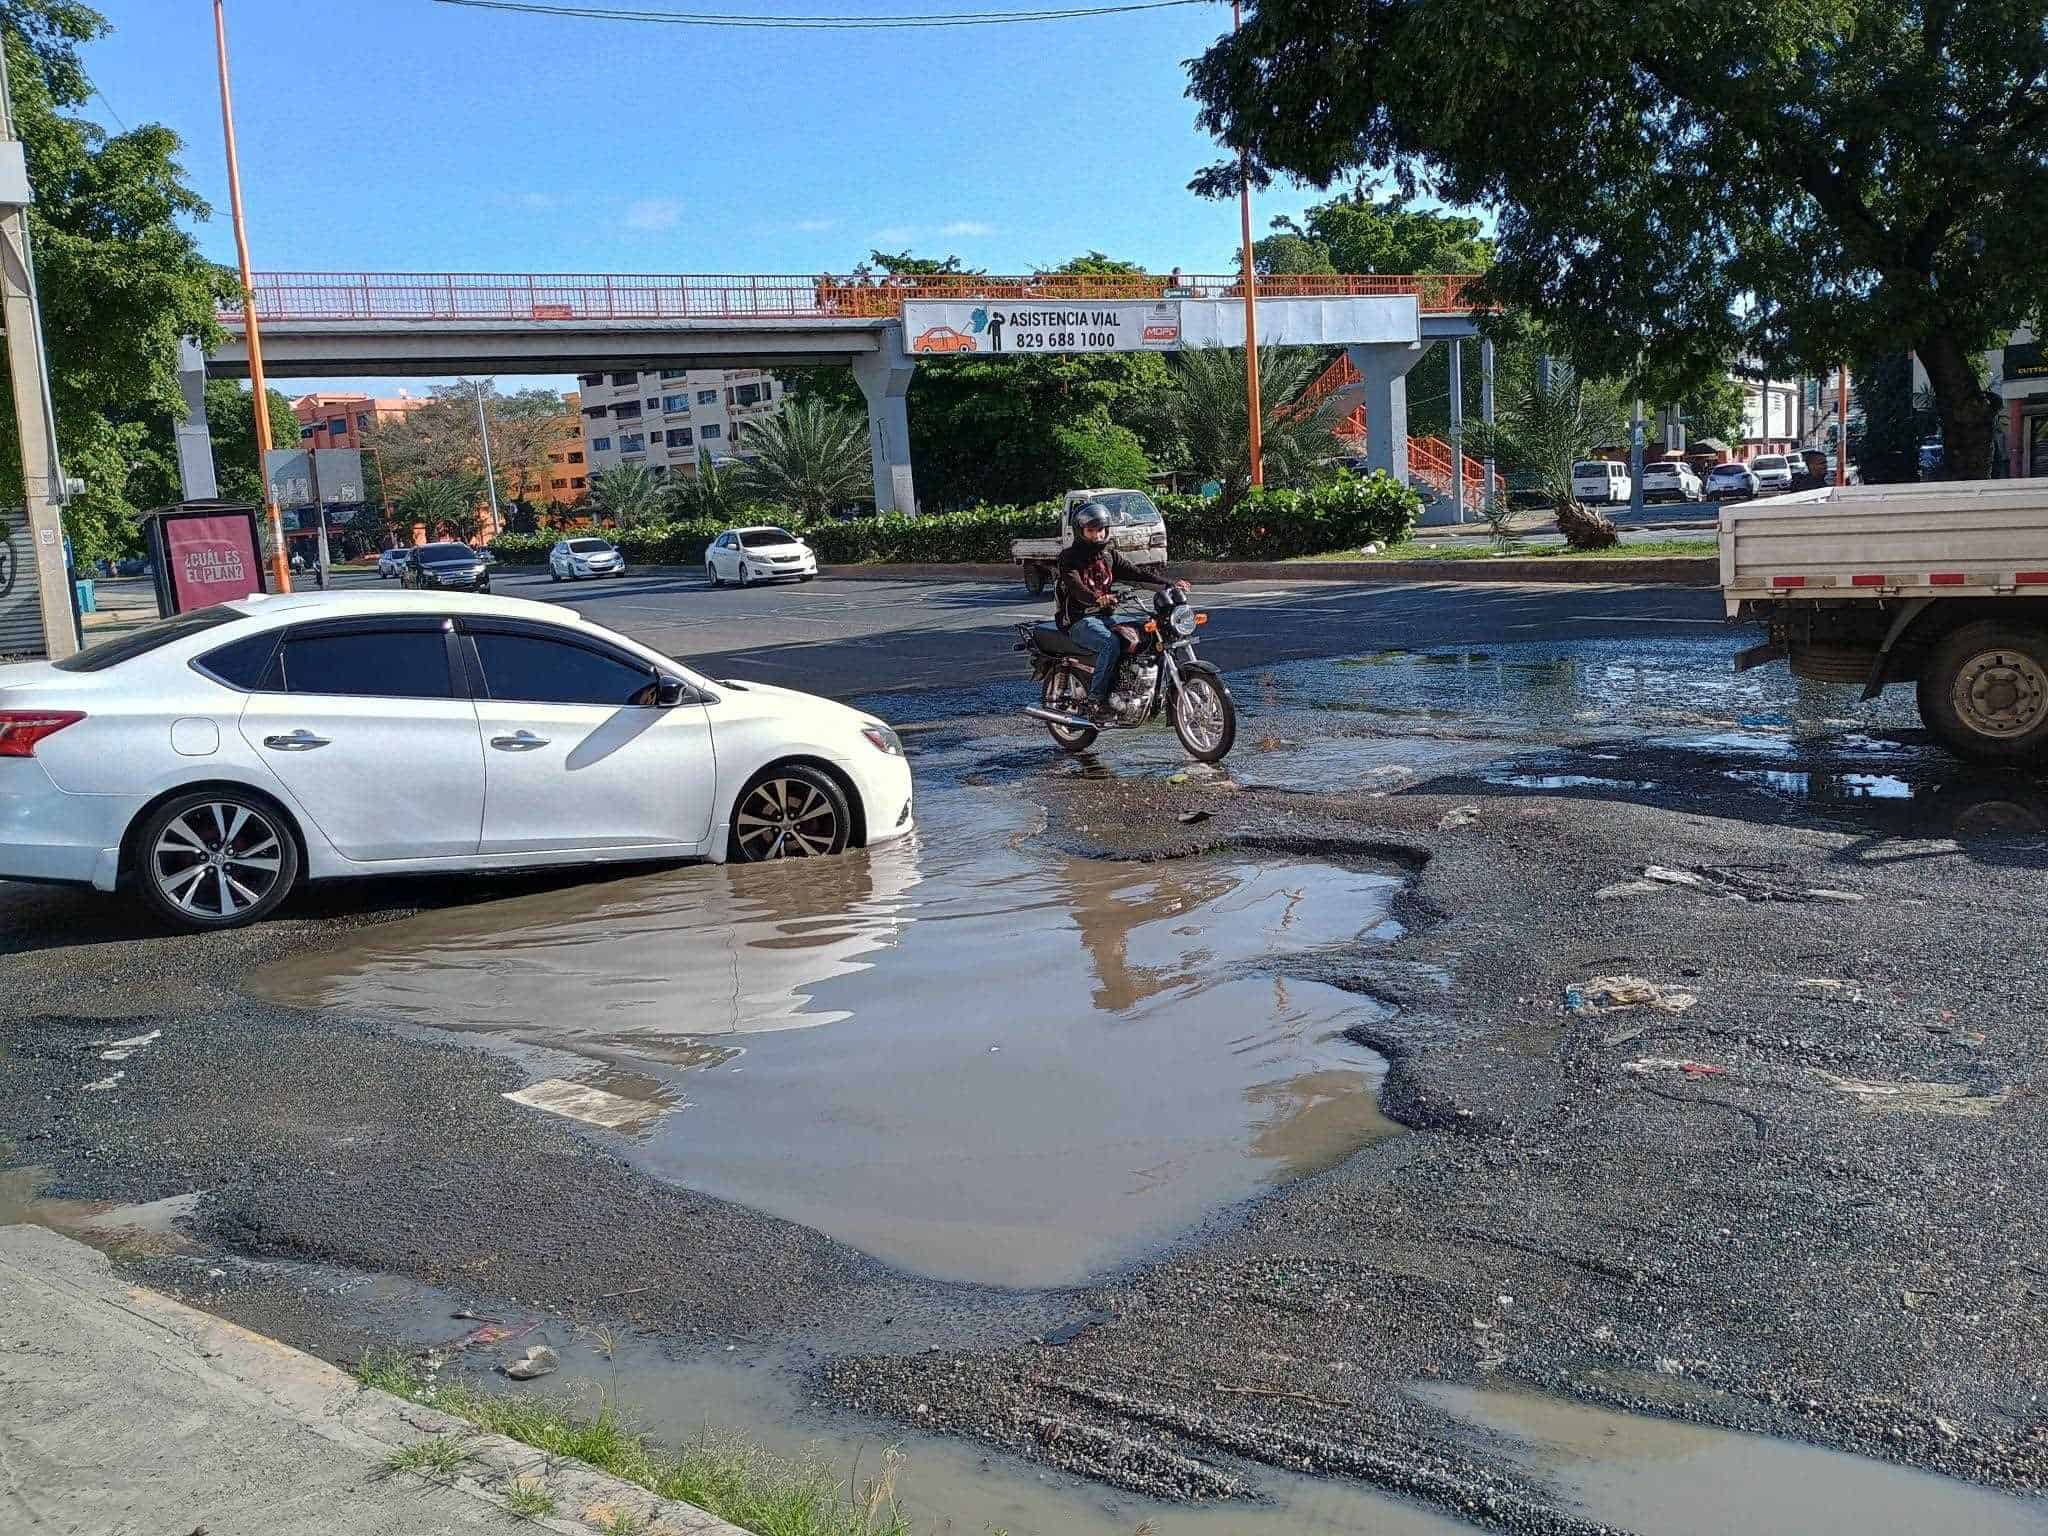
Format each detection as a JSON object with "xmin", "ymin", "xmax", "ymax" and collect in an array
[{"xmin": 400, "ymin": 542, "xmax": 491, "ymax": 593}]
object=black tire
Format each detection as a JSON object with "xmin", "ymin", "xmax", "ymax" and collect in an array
[
  {"xmin": 1917, "ymin": 620, "xmax": 2048, "ymax": 763},
  {"xmin": 1024, "ymin": 564, "xmax": 1048, "ymax": 598},
  {"xmin": 132, "ymin": 787, "xmax": 300, "ymax": 930},
  {"xmin": 738, "ymin": 564, "xmax": 753, "ymax": 589},
  {"xmin": 706, "ymin": 563, "xmax": 721, "ymax": 588},
  {"xmin": 799, "ymin": 574, "xmax": 815, "ymax": 583},
  {"xmin": 550, "ymin": 568, "xmax": 562, "ymax": 583},
  {"xmin": 728, "ymin": 764, "xmax": 853, "ymax": 862},
  {"xmin": 1171, "ymin": 663, "xmax": 1237, "ymax": 764},
  {"xmin": 1042, "ymin": 667, "xmax": 1098, "ymax": 753}
]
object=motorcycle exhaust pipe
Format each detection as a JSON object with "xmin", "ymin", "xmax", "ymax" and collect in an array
[{"xmin": 1024, "ymin": 706, "xmax": 1093, "ymax": 728}]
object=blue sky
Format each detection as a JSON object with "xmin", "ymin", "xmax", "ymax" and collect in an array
[{"xmin": 89, "ymin": 0, "xmax": 1359, "ymax": 396}]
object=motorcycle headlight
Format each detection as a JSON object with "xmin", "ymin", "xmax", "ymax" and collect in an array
[{"xmin": 1168, "ymin": 604, "xmax": 1200, "ymax": 638}]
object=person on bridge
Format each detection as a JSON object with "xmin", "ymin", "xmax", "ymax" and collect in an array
[{"xmin": 1049, "ymin": 502, "xmax": 1186, "ymax": 722}]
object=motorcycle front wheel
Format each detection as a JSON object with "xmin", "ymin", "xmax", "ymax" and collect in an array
[
  {"xmin": 1043, "ymin": 668, "xmax": 1098, "ymax": 753},
  {"xmin": 1171, "ymin": 664, "xmax": 1236, "ymax": 763}
]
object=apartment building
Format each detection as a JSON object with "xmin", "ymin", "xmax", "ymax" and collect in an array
[
  {"xmin": 576, "ymin": 367, "xmax": 782, "ymax": 478},
  {"xmin": 535, "ymin": 392, "xmax": 589, "ymax": 507},
  {"xmin": 293, "ymin": 391, "xmax": 431, "ymax": 450}
]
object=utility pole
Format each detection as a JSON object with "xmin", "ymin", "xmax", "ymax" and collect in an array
[
  {"xmin": 307, "ymin": 449, "xmax": 330, "ymax": 587},
  {"xmin": 472, "ymin": 381, "xmax": 501, "ymax": 539},
  {"xmin": 1628, "ymin": 396, "xmax": 1646, "ymax": 516},
  {"xmin": 213, "ymin": 0, "xmax": 290, "ymax": 593},
  {"xmin": 0, "ymin": 40, "xmax": 78, "ymax": 658},
  {"xmin": 1836, "ymin": 363, "xmax": 1850, "ymax": 485},
  {"xmin": 1232, "ymin": 1, "xmax": 1263, "ymax": 488}
]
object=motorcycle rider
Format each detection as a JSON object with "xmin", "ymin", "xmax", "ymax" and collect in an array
[{"xmin": 1050, "ymin": 502, "xmax": 1187, "ymax": 722}]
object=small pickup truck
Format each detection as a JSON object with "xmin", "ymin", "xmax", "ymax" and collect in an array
[
  {"xmin": 1721, "ymin": 477, "xmax": 2048, "ymax": 762},
  {"xmin": 1013, "ymin": 489, "xmax": 1169, "ymax": 596}
]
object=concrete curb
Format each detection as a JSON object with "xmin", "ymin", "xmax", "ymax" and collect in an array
[
  {"xmin": 531, "ymin": 559, "xmax": 1718, "ymax": 588},
  {"xmin": 0, "ymin": 1225, "xmax": 749, "ymax": 1536}
]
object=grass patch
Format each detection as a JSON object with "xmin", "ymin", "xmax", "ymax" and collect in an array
[
  {"xmin": 502, "ymin": 1477, "xmax": 558, "ymax": 1519},
  {"xmin": 1294, "ymin": 537, "xmax": 1717, "ymax": 563},
  {"xmin": 384, "ymin": 1434, "xmax": 475, "ymax": 1480},
  {"xmin": 359, "ymin": 1351, "xmax": 911, "ymax": 1536}
]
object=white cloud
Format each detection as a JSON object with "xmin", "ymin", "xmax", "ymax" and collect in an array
[
  {"xmin": 793, "ymin": 217, "xmax": 838, "ymax": 233},
  {"xmin": 941, "ymin": 220, "xmax": 995, "ymax": 237},
  {"xmin": 870, "ymin": 224, "xmax": 919, "ymax": 245},
  {"xmin": 625, "ymin": 198, "xmax": 683, "ymax": 232}
]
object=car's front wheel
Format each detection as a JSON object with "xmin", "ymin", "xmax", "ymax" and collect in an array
[
  {"xmin": 134, "ymin": 788, "xmax": 301, "ymax": 930},
  {"xmin": 728, "ymin": 765, "xmax": 852, "ymax": 862}
]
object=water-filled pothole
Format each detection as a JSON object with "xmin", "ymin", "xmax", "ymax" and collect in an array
[{"xmin": 249, "ymin": 786, "xmax": 1405, "ymax": 1288}]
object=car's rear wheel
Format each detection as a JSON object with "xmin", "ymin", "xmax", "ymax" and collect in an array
[
  {"xmin": 134, "ymin": 788, "xmax": 301, "ymax": 930},
  {"xmin": 728, "ymin": 765, "xmax": 852, "ymax": 862}
]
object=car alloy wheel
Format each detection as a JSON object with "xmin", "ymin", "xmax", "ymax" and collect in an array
[
  {"xmin": 137, "ymin": 790, "xmax": 300, "ymax": 929},
  {"xmin": 730, "ymin": 767, "xmax": 850, "ymax": 861}
]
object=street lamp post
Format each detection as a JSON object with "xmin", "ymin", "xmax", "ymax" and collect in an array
[{"xmin": 472, "ymin": 381, "xmax": 502, "ymax": 539}]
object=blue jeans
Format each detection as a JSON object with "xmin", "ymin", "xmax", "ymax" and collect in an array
[{"xmin": 1066, "ymin": 615, "xmax": 1123, "ymax": 702}]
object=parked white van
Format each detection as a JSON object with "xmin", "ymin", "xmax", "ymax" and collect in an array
[{"xmin": 1572, "ymin": 460, "xmax": 1632, "ymax": 504}]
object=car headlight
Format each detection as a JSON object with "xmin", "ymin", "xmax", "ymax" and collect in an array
[
  {"xmin": 860, "ymin": 722, "xmax": 903, "ymax": 756},
  {"xmin": 1168, "ymin": 604, "xmax": 1199, "ymax": 637}
]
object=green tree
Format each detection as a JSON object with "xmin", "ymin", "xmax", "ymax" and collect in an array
[
  {"xmin": 1052, "ymin": 421, "xmax": 1151, "ymax": 489},
  {"xmin": 0, "ymin": 3, "xmax": 232, "ymax": 561},
  {"xmin": 1254, "ymin": 194, "xmax": 1492, "ymax": 277},
  {"xmin": 1188, "ymin": 0, "xmax": 2048, "ymax": 479},
  {"xmin": 586, "ymin": 462, "xmax": 666, "ymax": 528},
  {"xmin": 202, "ymin": 381, "xmax": 297, "ymax": 505},
  {"xmin": 666, "ymin": 462, "xmax": 745, "ymax": 523},
  {"xmin": 1171, "ymin": 346, "xmax": 1345, "ymax": 507},
  {"xmin": 1677, "ymin": 373, "xmax": 1747, "ymax": 450},
  {"xmin": 1464, "ymin": 363, "xmax": 1631, "ymax": 548},
  {"xmin": 731, "ymin": 399, "xmax": 870, "ymax": 522},
  {"xmin": 1251, "ymin": 231, "xmax": 1337, "ymax": 277},
  {"xmin": 396, "ymin": 477, "xmax": 478, "ymax": 543},
  {"xmin": 1853, "ymin": 353, "xmax": 1937, "ymax": 484}
]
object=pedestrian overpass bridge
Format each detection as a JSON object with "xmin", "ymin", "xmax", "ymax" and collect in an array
[{"xmin": 196, "ymin": 270, "xmax": 1491, "ymax": 514}]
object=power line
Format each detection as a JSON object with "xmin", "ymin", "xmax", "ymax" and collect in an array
[{"xmin": 433, "ymin": 0, "xmax": 1213, "ymax": 29}]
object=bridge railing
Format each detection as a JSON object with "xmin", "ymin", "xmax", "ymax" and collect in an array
[{"xmin": 217, "ymin": 271, "xmax": 1486, "ymax": 325}]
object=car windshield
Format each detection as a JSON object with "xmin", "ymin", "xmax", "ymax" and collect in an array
[
  {"xmin": 1572, "ymin": 462, "xmax": 1607, "ymax": 476},
  {"xmin": 1754, "ymin": 456, "xmax": 1787, "ymax": 469},
  {"xmin": 53, "ymin": 604, "xmax": 241, "ymax": 672},
  {"xmin": 416, "ymin": 543, "xmax": 476, "ymax": 564},
  {"xmin": 738, "ymin": 528, "xmax": 798, "ymax": 548},
  {"xmin": 1091, "ymin": 491, "xmax": 1162, "ymax": 526},
  {"xmin": 567, "ymin": 538, "xmax": 612, "ymax": 553},
  {"xmin": 1712, "ymin": 465, "xmax": 1746, "ymax": 477}
]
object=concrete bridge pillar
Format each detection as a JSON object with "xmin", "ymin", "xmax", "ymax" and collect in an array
[
  {"xmin": 1346, "ymin": 341, "xmax": 1431, "ymax": 486},
  {"xmin": 852, "ymin": 326, "xmax": 917, "ymax": 515},
  {"xmin": 175, "ymin": 338, "xmax": 219, "ymax": 501}
]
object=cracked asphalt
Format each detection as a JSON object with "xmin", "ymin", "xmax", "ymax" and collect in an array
[{"xmin": 4, "ymin": 574, "xmax": 2046, "ymax": 1535}]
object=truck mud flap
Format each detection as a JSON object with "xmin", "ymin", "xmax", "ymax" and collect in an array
[{"xmin": 1733, "ymin": 641, "xmax": 1786, "ymax": 673}]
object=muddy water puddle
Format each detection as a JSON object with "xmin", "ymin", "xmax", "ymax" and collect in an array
[
  {"xmin": 1415, "ymin": 1382, "xmax": 2048, "ymax": 1534},
  {"xmin": 250, "ymin": 789, "xmax": 1402, "ymax": 1288}
]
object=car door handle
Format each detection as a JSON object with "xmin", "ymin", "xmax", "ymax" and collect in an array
[
  {"xmin": 262, "ymin": 730, "xmax": 330, "ymax": 751},
  {"xmin": 490, "ymin": 731, "xmax": 550, "ymax": 751}
]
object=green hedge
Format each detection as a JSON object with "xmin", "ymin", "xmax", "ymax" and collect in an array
[{"xmin": 486, "ymin": 474, "xmax": 1417, "ymax": 568}]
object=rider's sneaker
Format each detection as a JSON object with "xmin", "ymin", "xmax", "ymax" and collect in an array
[{"xmin": 1082, "ymin": 700, "xmax": 1116, "ymax": 724}]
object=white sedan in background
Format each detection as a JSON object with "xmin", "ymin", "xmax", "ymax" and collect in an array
[
  {"xmin": 0, "ymin": 592, "xmax": 912, "ymax": 929},
  {"xmin": 549, "ymin": 536, "xmax": 626, "ymax": 581},
  {"xmin": 706, "ymin": 527, "xmax": 818, "ymax": 587},
  {"xmin": 376, "ymin": 547, "xmax": 414, "ymax": 579}
]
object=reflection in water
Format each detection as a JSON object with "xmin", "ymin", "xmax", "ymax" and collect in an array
[
  {"xmin": 1415, "ymin": 1383, "xmax": 2048, "ymax": 1536},
  {"xmin": 252, "ymin": 789, "xmax": 1405, "ymax": 1287}
]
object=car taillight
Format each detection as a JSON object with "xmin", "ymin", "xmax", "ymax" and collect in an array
[{"xmin": 0, "ymin": 710, "xmax": 83, "ymax": 756}]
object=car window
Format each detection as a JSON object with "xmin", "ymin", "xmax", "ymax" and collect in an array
[
  {"xmin": 193, "ymin": 631, "xmax": 281, "ymax": 691},
  {"xmin": 1572, "ymin": 462, "xmax": 1604, "ymax": 477},
  {"xmin": 472, "ymin": 630, "xmax": 658, "ymax": 707},
  {"xmin": 416, "ymin": 543, "xmax": 476, "ymax": 564},
  {"xmin": 737, "ymin": 528, "xmax": 798, "ymax": 548},
  {"xmin": 53, "ymin": 606, "xmax": 241, "ymax": 672},
  {"xmin": 1096, "ymin": 491, "xmax": 1162, "ymax": 526},
  {"xmin": 279, "ymin": 629, "xmax": 454, "ymax": 699},
  {"xmin": 567, "ymin": 538, "xmax": 612, "ymax": 553}
]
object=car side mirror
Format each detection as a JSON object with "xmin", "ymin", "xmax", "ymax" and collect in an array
[{"xmin": 655, "ymin": 676, "xmax": 689, "ymax": 708}]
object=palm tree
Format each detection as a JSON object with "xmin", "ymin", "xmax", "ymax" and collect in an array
[
  {"xmin": 1170, "ymin": 346, "xmax": 1346, "ymax": 507},
  {"xmin": 664, "ymin": 461, "xmax": 746, "ymax": 523},
  {"xmin": 587, "ymin": 463, "xmax": 668, "ymax": 528},
  {"xmin": 395, "ymin": 477, "xmax": 478, "ymax": 543},
  {"xmin": 1463, "ymin": 363, "xmax": 1631, "ymax": 549},
  {"xmin": 730, "ymin": 400, "xmax": 872, "ymax": 523}
]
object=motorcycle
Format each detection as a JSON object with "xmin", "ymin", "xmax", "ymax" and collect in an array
[{"xmin": 1015, "ymin": 585, "xmax": 1238, "ymax": 763}]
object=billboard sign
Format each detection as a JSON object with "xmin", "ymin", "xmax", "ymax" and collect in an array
[
  {"xmin": 2006, "ymin": 339, "xmax": 2048, "ymax": 382},
  {"xmin": 164, "ymin": 511, "xmax": 263, "ymax": 611},
  {"xmin": 903, "ymin": 300, "xmax": 1181, "ymax": 356}
]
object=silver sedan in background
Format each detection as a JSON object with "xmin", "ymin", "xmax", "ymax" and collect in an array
[{"xmin": 550, "ymin": 537, "xmax": 627, "ymax": 581}]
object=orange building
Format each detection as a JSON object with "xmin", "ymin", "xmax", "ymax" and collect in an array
[
  {"xmin": 537, "ymin": 393, "xmax": 588, "ymax": 507},
  {"xmin": 293, "ymin": 392, "xmax": 431, "ymax": 450}
]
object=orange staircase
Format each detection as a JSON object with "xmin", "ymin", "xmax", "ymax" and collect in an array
[{"xmin": 1303, "ymin": 352, "xmax": 1503, "ymax": 512}]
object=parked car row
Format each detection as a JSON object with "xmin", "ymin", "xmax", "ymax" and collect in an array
[{"xmin": 1572, "ymin": 454, "xmax": 1814, "ymax": 505}]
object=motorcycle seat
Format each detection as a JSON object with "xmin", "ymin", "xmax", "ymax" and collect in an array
[{"xmin": 1022, "ymin": 623, "xmax": 1099, "ymax": 660}]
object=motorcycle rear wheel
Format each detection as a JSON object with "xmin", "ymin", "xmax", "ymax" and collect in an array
[{"xmin": 1042, "ymin": 668, "xmax": 1098, "ymax": 753}]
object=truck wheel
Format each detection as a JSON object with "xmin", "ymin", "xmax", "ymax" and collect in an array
[
  {"xmin": 1024, "ymin": 564, "xmax": 1047, "ymax": 598},
  {"xmin": 1917, "ymin": 620, "xmax": 2048, "ymax": 763}
]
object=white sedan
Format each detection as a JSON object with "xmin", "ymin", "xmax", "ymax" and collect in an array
[
  {"xmin": 706, "ymin": 526, "xmax": 818, "ymax": 587},
  {"xmin": 376, "ymin": 547, "xmax": 413, "ymax": 579},
  {"xmin": 0, "ymin": 592, "xmax": 912, "ymax": 929},
  {"xmin": 549, "ymin": 536, "xmax": 626, "ymax": 581}
]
